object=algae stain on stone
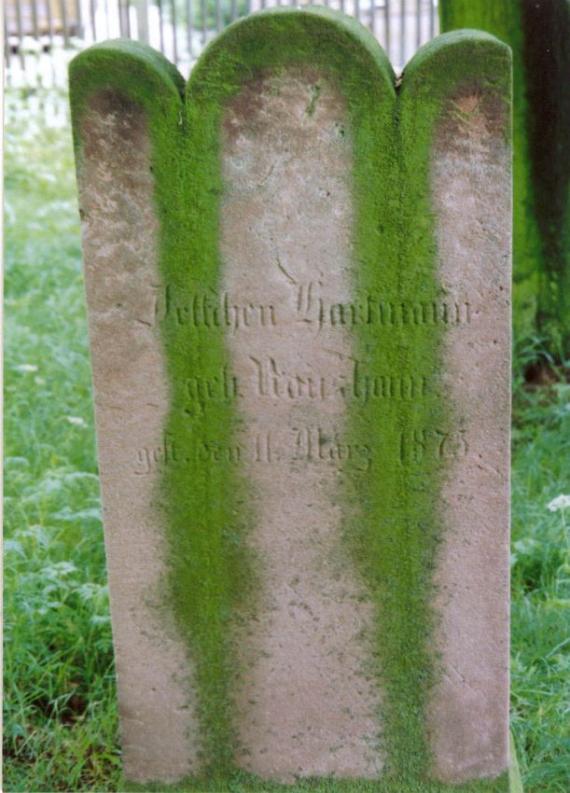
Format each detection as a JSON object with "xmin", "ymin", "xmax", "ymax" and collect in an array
[
  {"xmin": 157, "ymin": 104, "xmax": 257, "ymax": 774},
  {"xmin": 344, "ymin": 30, "xmax": 511, "ymax": 786},
  {"xmin": 340, "ymin": 45, "xmax": 447, "ymax": 787}
]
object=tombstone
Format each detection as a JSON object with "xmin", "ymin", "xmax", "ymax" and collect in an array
[{"xmin": 70, "ymin": 9, "xmax": 520, "ymax": 791}]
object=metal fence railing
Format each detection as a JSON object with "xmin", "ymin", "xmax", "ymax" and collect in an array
[{"xmin": 4, "ymin": 0, "xmax": 439, "ymax": 88}]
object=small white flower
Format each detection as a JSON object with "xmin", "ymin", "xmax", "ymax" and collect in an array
[
  {"xmin": 66, "ymin": 416, "xmax": 87, "ymax": 428},
  {"xmin": 547, "ymin": 494, "xmax": 570, "ymax": 512},
  {"xmin": 15, "ymin": 364, "xmax": 38, "ymax": 373}
]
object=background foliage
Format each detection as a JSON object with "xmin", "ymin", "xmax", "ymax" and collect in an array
[{"xmin": 3, "ymin": 91, "xmax": 570, "ymax": 792}]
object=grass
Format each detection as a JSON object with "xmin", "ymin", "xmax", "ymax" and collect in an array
[
  {"xmin": 510, "ymin": 340, "xmax": 570, "ymax": 792},
  {"xmin": 3, "ymin": 88, "xmax": 570, "ymax": 793},
  {"xmin": 3, "ymin": 92, "xmax": 121, "ymax": 791}
]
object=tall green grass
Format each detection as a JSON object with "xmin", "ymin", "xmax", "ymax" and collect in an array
[
  {"xmin": 510, "ymin": 341, "xmax": 570, "ymax": 792},
  {"xmin": 3, "ymin": 90, "xmax": 569, "ymax": 792},
  {"xmin": 4, "ymin": 94, "xmax": 121, "ymax": 791}
]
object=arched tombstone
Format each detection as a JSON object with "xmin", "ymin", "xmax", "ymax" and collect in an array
[{"xmin": 70, "ymin": 9, "xmax": 519, "ymax": 790}]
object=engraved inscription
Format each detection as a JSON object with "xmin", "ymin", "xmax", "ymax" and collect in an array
[
  {"xmin": 292, "ymin": 426, "xmax": 372, "ymax": 471},
  {"xmin": 184, "ymin": 366, "xmax": 241, "ymax": 404},
  {"xmin": 139, "ymin": 285, "xmax": 277, "ymax": 332},
  {"xmin": 294, "ymin": 282, "xmax": 472, "ymax": 330},
  {"xmin": 140, "ymin": 283, "xmax": 473, "ymax": 332},
  {"xmin": 182, "ymin": 359, "xmax": 430, "ymax": 407},
  {"xmin": 249, "ymin": 358, "xmax": 429, "ymax": 402},
  {"xmin": 134, "ymin": 434, "xmax": 180, "ymax": 475},
  {"xmin": 133, "ymin": 427, "xmax": 469, "ymax": 475},
  {"xmin": 399, "ymin": 429, "xmax": 469, "ymax": 465},
  {"xmin": 133, "ymin": 428, "xmax": 372, "ymax": 474}
]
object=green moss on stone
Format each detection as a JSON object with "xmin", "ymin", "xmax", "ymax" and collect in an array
[
  {"xmin": 70, "ymin": 10, "xmax": 512, "ymax": 790},
  {"xmin": 70, "ymin": 39, "xmax": 248, "ymax": 773},
  {"xmin": 344, "ymin": 28, "xmax": 511, "ymax": 785}
]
